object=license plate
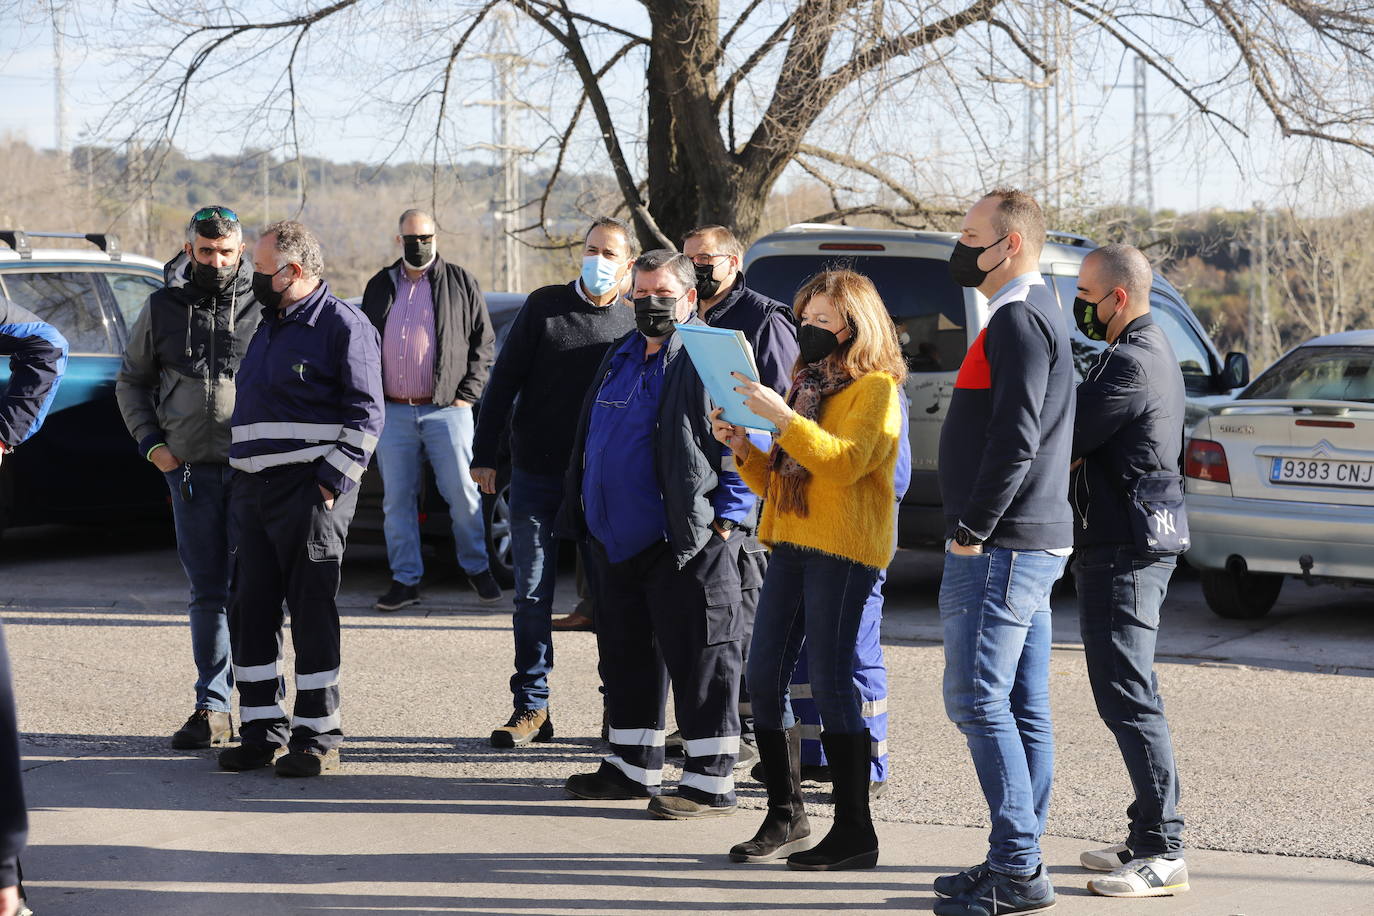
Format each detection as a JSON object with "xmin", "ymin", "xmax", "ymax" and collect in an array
[{"xmin": 1270, "ymin": 457, "xmax": 1374, "ymax": 488}]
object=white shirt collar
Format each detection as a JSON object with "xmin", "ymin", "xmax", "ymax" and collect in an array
[
  {"xmin": 574, "ymin": 278, "xmax": 595, "ymax": 306},
  {"xmin": 987, "ymin": 271, "xmax": 1047, "ymax": 315}
]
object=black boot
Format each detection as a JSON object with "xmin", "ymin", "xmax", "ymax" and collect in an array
[
  {"xmin": 728, "ymin": 725, "xmax": 814, "ymax": 863},
  {"xmin": 787, "ymin": 730, "xmax": 878, "ymax": 870}
]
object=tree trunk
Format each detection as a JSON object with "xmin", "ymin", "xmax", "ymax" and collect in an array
[
  {"xmin": 644, "ymin": 37, "xmax": 701, "ymax": 249},
  {"xmin": 642, "ymin": 0, "xmax": 768, "ymax": 245}
]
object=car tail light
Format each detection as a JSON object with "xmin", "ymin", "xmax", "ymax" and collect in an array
[{"xmin": 1185, "ymin": 438, "xmax": 1230, "ymax": 484}]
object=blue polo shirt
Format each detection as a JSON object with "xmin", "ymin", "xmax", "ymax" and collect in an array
[{"xmin": 583, "ymin": 334, "xmax": 669, "ymax": 563}]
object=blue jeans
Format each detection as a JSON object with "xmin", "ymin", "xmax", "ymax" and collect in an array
[
  {"xmin": 163, "ymin": 463, "xmax": 235, "ymax": 712},
  {"xmin": 1074, "ymin": 545, "xmax": 1183, "ymax": 859},
  {"xmin": 509, "ymin": 468, "xmax": 565, "ymax": 710},
  {"xmin": 747, "ymin": 544, "xmax": 880, "ymax": 734},
  {"xmin": 792, "ymin": 567, "xmax": 891, "ymax": 781},
  {"xmin": 941, "ymin": 546, "xmax": 1066, "ymax": 876},
  {"xmin": 376, "ymin": 402, "xmax": 488, "ymax": 582}
]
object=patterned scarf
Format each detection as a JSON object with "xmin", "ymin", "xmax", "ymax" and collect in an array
[{"xmin": 769, "ymin": 359, "xmax": 854, "ymax": 517}]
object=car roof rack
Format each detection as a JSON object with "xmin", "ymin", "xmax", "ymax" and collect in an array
[{"xmin": 0, "ymin": 229, "xmax": 123, "ymax": 261}]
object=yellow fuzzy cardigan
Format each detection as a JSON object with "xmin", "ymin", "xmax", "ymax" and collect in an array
[{"xmin": 736, "ymin": 371, "xmax": 901, "ymax": 570}]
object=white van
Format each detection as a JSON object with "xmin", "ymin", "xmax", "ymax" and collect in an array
[{"xmin": 743, "ymin": 224, "xmax": 1250, "ymax": 547}]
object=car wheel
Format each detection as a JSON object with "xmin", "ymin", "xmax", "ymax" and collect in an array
[
  {"xmin": 1200, "ymin": 568, "xmax": 1284, "ymax": 619},
  {"xmin": 483, "ymin": 479, "xmax": 514, "ymax": 589}
]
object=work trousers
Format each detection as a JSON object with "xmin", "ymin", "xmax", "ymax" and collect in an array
[
  {"xmin": 588, "ymin": 535, "xmax": 744, "ymax": 806},
  {"xmin": 229, "ymin": 462, "xmax": 357, "ymax": 753},
  {"xmin": 1074, "ymin": 544, "xmax": 1184, "ymax": 858},
  {"xmin": 735, "ymin": 533, "xmax": 768, "ymax": 735},
  {"xmin": 790, "ymin": 566, "xmax": 891, "ymax": 782}
]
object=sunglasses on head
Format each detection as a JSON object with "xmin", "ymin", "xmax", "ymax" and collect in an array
[{"xmin": 191, "ymin": 206, "xmax": 239, "ymax": 223}]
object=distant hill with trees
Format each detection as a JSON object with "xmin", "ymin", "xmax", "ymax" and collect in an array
[{"xmin": 1, "ymin": 138, "xmax": 1368, "ymax": 370}]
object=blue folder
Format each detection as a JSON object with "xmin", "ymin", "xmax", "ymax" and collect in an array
[{"xmin": 675, "ymin": 323, "xmax": 778, "ymax": 433}]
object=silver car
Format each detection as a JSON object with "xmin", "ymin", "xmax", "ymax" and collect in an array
[
  {"xmin": 743, "ymin": 224, "xmax": 1249, "ymax": 546},
  {"xmin": 1185, "ymin": 329, "xmax": 1374, "ymax": 618}
]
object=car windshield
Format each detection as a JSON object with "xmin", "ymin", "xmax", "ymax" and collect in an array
[
  {"xmin": 746, "ymin": 253, "xmax": 966, "ymax": 372},
  {"xmin": 1243, "ymin": 345, "xmax": 1374, "ymax": 403}
]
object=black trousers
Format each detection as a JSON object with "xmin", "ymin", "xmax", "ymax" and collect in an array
[
  {"xmin": 229, "ymin": 463, "xmax": 357, "ymax": 753},
  {"xmin": 588, "ymin": 535, "xmax": 744, "ymax": 806}
]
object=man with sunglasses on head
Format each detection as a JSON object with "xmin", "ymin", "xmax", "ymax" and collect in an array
[
  {"xmin": 117, "ymin": 205, "xmax": 261, "ymax": 750},
  {"xmin": 362, "ymin": 209, "xmax": 500, "ymax": 611}
]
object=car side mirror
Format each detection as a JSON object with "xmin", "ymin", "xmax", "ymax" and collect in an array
[{"xmin": 1220, "ymin": 351, "xmax": 1250, "ymax": 391}]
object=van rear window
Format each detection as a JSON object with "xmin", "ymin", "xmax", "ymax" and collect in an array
[{"xmin": 746, "ymin": 254, "xmax": 966, "ymax": 372}]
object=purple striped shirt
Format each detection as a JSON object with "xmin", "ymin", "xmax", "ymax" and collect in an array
[{"xmin": 381, "ymin": 265, "xmax": 437, "ymax": 401}]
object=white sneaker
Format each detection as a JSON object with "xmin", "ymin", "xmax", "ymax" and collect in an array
[
  {"xmin": 1080, "ymin": 842, "xmax": 1133, "ymax": 871},
  {"xmin": 1088, "ymin": 856, "xmax": 1190, "ymax": 898}
]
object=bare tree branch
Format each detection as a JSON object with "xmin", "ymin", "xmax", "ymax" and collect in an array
[
  {"xmin": 796, "ymin": 143, "xmax": 925, "ymax": 210},
  {"xmin": 1204, "ymin": 0, "xmax": 1374, "ymax": 155},
  {"xmin": 511, "ymin": 0, "xmax": 673, "ymax": 248}
]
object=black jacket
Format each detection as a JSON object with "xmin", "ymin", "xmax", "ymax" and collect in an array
[
  {"xmin": 555, "ymin": 317, "xmax": 758, "ymax": 570},
  {"xmin": 702, "ymin": 276, "xmax": 799, "ymax": 395},
  {"xmin": 0, "ymin": 621, "xmax": 26, "ymax": 889},
  {"xmin": 1071, "ymin": 313, "xmax": 1186, "ymax": 547},
  {"xmin": 360, "ymin": 256, "xmax": 494, "ymax": 405},
  {"xmin": 115, "ymin": 255, "xmax": 260, "ymax": 463}
]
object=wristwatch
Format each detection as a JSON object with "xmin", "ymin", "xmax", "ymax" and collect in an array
[
  {"xmin": 714, "ymin": 518, "xmax": 738, "ymax": 532},
  {"xmin": 953, "ymin": 524, "xmax": 985, "ymax": 548}
]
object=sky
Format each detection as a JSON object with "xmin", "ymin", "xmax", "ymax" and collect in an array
[{"xmin": 0, "ymin": 1, "xmax": 1340, "ymax": 219}]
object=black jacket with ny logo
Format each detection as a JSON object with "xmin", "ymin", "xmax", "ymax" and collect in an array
[{"xmin": 1071, "ymin": 313, "xmax": 1187, "ymax": 547}]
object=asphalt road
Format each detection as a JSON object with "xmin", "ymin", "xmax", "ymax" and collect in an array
[{"xmin": 3, "ymin": 522, "xmax": 1373, "ymax": 912}]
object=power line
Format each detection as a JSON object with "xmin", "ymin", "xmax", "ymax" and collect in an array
[
  {"xmin": 469, "ymin": 8, "xmax": 543, "ymax": 293},
  {"xmin": 1106, "ymin": 57, "xmax": 1173, "ymax": 221}
]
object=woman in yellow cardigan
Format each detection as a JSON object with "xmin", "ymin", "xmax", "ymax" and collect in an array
[{"xmin": 712, "ymin": 269, "xmax": 905, "ymax": 871}]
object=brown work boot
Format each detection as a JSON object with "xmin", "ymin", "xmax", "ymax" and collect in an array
[
  {"xmin": 490, "ymin": 707, "xmax": 554, "ymax": 748},
  {"xmin": 551, "ymin": 611, "xmax": 593, "ymax": 631}
]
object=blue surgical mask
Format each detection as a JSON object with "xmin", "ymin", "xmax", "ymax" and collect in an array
[{"xmin": 581, "ymin": 255, "xmax": 622, "ymax": 297}]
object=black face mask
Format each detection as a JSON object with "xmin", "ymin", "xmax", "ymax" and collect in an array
[
  {"xmin": 1073, "ymin": 290, "xmax": 1117, "ymax": 341},
  {"xmin": 694, "ymin": 262, "xmax": 722, "ymax": 301},
  {"xmin": 192, "ymin": 259, "xmax": 237, "ymax": 294},
  {"xmin": 402, "ymin": 236, "xmax": 434, "ymax": 269},
  {"xmin": 633, "ymin": 294, "xmax": 680, "ymax": 338},
  {"xmin": 948, "ymin": 234, "xmax": 1008, "ymax": 288},
  {"xmin": 798, "ymin": 323, "xmax": 844, "ymax": 364},
  {"xmin": 252, "ymin": 265, "xmax": 288, "ymax": 309}
]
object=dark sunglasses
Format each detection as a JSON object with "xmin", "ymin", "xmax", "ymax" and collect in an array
[{"xmin": 192, "ymin": 206, "xmax": 239, "ymax": 223}]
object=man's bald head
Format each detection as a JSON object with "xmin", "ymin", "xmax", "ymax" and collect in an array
[{"xmin": 1084, "ymin": 244, "xmax": 1153, "ymax": 305}]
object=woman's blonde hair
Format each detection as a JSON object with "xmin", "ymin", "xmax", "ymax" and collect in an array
[{"xmin": 792, "ymin": 269, "xmax": 908, "ymax": 384}]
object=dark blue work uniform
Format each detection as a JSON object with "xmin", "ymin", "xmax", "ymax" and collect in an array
[
  {"xmin": 560, "ymin": 321, "xmax": 755, "ymax": 807},
  {"xmin": 228, "ymin": 282, "xmax": 383, "ymax": 755}
]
